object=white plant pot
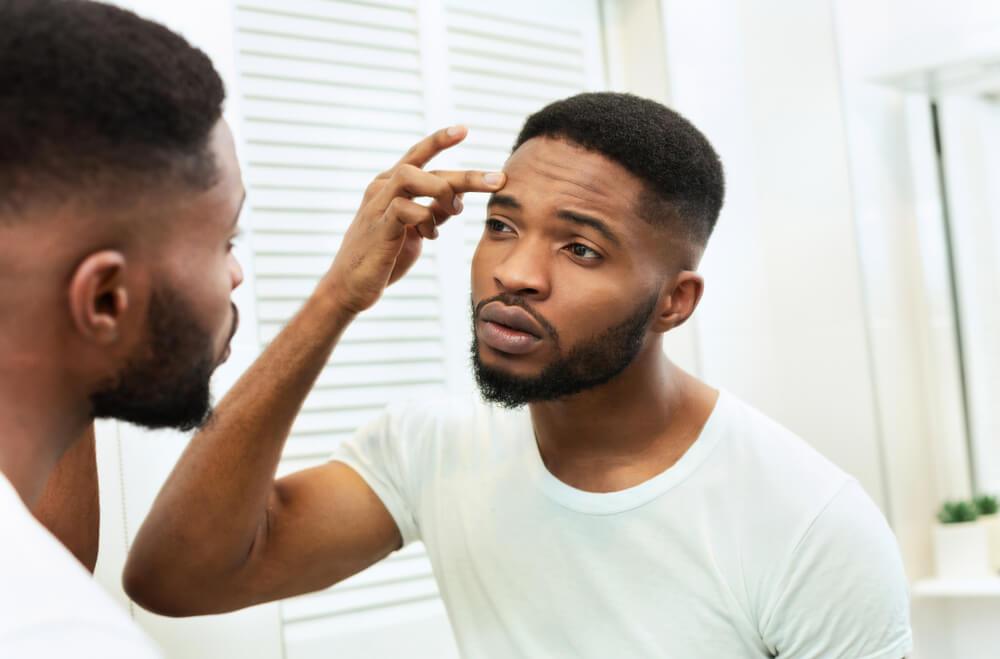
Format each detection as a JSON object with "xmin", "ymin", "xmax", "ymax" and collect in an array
[
  {"xmin": 978, "ymin": 514, "xmax": 1000, "ymax": 574},
  {"xmin": 933, "ymin": 521, "xmax": 992, "ymax": 579}
]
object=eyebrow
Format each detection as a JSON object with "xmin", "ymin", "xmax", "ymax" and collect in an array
[{"xmin": 488, "ymin": 192, "xmax": 622, "ymax": 248}]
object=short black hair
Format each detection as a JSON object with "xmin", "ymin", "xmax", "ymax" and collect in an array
[
  {"xmin": 0, "ymin": 0, "xmax": 225, "ymax": 218},
  {"xmin": 514, "ymin": 92, "xmax": 725, "ymax": 246}
]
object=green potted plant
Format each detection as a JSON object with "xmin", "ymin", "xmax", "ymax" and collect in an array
[
  {"xmin": 973, "ymin": 494, "xmax": 1000, "ymax": 573},
  {"xmin": 933, "ymin": 499, "xmax": 992, "ymax": 579}
]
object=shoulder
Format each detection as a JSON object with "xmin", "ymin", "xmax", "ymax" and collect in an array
[
  {"xmin": 0, "ymin": 485, "xmax": 159, "ymax": 656},
  {"xmin": 710, "ymin": 391, "xmax": 854, "ymax": 518},
  {"xmin": 758, "ymin": 479, "xmax": 911, "ymax": 656},
  {"xmin": 357, "ymin": 394, "xmax": 526, "ymax": 452},
  {"xmin": 703, "ymin": 395, "xmax": 910, "ymax": 654}
]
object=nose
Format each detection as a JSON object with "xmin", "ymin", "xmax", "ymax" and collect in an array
[
  {"xmin": 229, "ymin": 252, "xmax": 244, "ymax": 290},
  {"xmin": 492, "ymin": 239, "xmax": 550, "ymax": 299}
]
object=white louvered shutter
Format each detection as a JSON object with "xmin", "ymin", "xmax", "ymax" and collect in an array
[{"xmin": 232, "ymin": 1, "xmax": 604, "ymax": 656}]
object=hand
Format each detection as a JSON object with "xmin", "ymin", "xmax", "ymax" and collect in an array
[{"xmin": 325, "ymin": 126, "xmax": 505, "ymax": 315}]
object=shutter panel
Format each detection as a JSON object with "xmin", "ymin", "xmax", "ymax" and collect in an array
[
  {"xmin": 236, "ymin": 0, "xmax": 444, "ymax": 463},
  {"xmin": 234, "ymin": 1, "xmax": 605, "ymax": 656},
  {"xmin": 235, "ymin": 3, "xmax": 453, "ymax": 657}
]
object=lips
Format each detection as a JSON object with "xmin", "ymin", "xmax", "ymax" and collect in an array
[
  {"xmin": 476, "ymin": 302, "xmax": 544, "ymax": 355},
  {"xmin": 478, "ymin": 303, "xmax": 543, "ymax": 337}
]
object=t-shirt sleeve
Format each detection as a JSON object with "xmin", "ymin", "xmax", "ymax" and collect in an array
[
  {"xmin": 329, "ymin": 404, "xmax": 423, "ymax": 546},
  {"xmin": 760, "ymin": 479, "xmax": 913, "ymax": 659}
]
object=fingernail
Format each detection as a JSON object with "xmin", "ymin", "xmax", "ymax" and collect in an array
[
  {"xmin": 447, "ymin": 125, "xmax": 464, "ymax": 137},
  {"xmin": 453, "ymin": 195, "xmax": 464, "ymax": 213},
  {"xmin": 484, "ymin": 172, "xmax": 503, "ymax": 186}
]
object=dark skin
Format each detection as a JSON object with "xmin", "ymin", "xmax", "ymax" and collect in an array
[
  {"xmin": 122, "ymin": 133, "xmax": 714, "ymax": 616},
  {"xmin": 0, "ymin": 121, "xmax": 245, "ymax": 566},
  {"xmin": 31, "ymin": 425, "xmax": 99, "ymax": 571}
]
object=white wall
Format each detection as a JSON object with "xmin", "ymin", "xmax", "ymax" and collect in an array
[
  {"xmin": 659, "ymin": 0, "xmax": 890, "ymax": 513},
  {"xmin": 832, "ymin": 1, "xmax": 1000, "ymax": 656}
]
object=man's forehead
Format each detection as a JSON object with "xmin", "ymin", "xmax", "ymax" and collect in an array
[{"xmin": 497, "ymin": 137, "xmax": 644, "ymax": 217}]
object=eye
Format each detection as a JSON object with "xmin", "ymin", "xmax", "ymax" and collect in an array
[
  {"xmin": 486, "ymin": 218, "xmax": 514, "ymax": 234},
  {"xmin": 566, "ymin": 243, "xmax": 602, "ymax": 261}
]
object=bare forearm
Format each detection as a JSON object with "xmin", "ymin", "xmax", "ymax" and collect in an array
[
  {"xmin": 32, "ymin": 425, "xmax": 99, "ymax": 572},
  {"xmin": 125, "ymin": 282, "xmax": 355, "ymax": 606}
]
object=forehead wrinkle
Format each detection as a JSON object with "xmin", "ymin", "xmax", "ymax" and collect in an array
[
  {"xmin": 520, "ymin": 157, "xmax": 609, "ymax": 198},
  {"xmin": 514, "ymin": 163, "xmax": 635, "ymax": 238}
]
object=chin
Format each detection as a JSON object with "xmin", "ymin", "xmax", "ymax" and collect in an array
[{"xmin": 477, "ymin": 344, "xmax": 544, "ymax": 376}]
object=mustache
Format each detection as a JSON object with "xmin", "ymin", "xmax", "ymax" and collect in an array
[{"xmin": 474, "ymin": 293, "xmax": 559, "ymax": 343}]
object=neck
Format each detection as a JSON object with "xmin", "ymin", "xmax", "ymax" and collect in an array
[
  {"xmin": 0, "ymin": 351, "xmax": 91, "ymax": 506},
  {"xmin": 528, "ymin": 340, "xmax": 718, "ymax": 493}
]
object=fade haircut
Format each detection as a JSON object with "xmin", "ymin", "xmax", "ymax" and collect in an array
[
  {"xmin": 0, "ymin": 0, "xmax": 225, "ymax": 219},
  {"xmin": 513, "ymin": 92, "xmax": 725, "ymax": 246}
]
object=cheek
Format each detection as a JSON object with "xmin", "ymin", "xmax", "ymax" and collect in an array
[
  {"xmin": 178, "ymin": 256, "xmax": 236, "ymax": 338},
  {"xmin": 548, "ymin": 275, "xmax": 637, "ymax": 340},
  {"xmin": 470, "ymin": 241, "xmax": 496, "ymax": 298}
]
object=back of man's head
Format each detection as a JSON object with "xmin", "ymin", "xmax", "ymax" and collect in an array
[
  {"xmin": 0, "ymin": 0, "xmax": 225, "ymax": 219},
  {"xmin": 0, "ymin": 0, "xmax": 242, "ymax": 433}
]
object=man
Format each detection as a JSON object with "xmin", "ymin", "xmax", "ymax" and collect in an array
[
  {"xmin": 125, "ymin": 92, "xmax": 913, "ymax": 657},
  {"xmin": 0, "ymin": 0, "xmax": 238, "ymax": 653},
  {"xmin": 0, "ymin": 0, "xmax": 491, "ymax": 654}
]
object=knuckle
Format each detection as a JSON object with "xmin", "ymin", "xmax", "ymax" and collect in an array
[
  {"xmin": 387, "ymin": 197, "xmax": 405, "ymax": 214},
  {"xmin": 391, "ymin": 164, "xmax": 417, "ymax": 187},
  {"xmin": 363, "ymin": 180, "xmax": 382, "ymax": 199}
]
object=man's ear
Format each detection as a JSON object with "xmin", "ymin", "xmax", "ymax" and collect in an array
[
  {"xmin": 651, "ymin": 271, "xmax": 704, "ymax": 333},
  {"xmin": 67, "ymin": 251, "xmax": 129, "ymax": 345}
]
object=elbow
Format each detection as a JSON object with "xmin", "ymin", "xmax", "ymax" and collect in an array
[{"xmin": 122, "ymin": 554, "xmax": 206, "ymax": 618}]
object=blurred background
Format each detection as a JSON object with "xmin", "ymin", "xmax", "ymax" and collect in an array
[{"xmin": 85, "ymin": 0, "xmax": 1000, "ymax": 656}]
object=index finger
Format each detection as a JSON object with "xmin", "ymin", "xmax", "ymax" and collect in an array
[
  {"xmin": 427, "ymin": 169, "xmax": 506, "ymax": 195},
  {"xmin": 396, "ymin": 125, "xmax": 469, "ymax": 169}
]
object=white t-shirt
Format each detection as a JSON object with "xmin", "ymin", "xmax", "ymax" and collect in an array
[
  {"xmin": 333, "ymin": 390, "xmax": 912, "ymax": 658},
  {"xmin": 0, "ymin": 472, "xmax": 161, "ymax": 658}
]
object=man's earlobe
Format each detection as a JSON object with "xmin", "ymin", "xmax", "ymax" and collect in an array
[
  {"xmin": 652, "ymin": 271, "xmax": 704, "ymax": 333},
  {"xmin": 68, "ymin": 251, "xmax": 129, "ymax": 344}
]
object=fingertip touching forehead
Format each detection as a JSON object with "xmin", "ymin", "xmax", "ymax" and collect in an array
[
  {"xmin": 511, "ymin": 92, "xmax": 725, "ymax": 249},
  {"xmin": 0, "ymin": 0, "xmax": 226, "ymax": 224}
]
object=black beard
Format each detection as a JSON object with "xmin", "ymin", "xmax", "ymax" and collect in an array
[
  {"xmin": 90, "ymin": 287, "xmax": 218, "ymax": 431},
  {"xmin": 471, "ymin": 293, "xmax": 658, "ymax": 409}
]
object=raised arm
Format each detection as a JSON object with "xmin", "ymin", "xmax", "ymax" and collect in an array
[{"xmin": 122, "ymin": 127, "xmax": 504, "ymax": 616}]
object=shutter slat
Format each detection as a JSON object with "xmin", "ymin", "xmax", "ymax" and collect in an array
[
  {"xmin": 237, "ymin": 0, "xmax": 416, "ymax": 31},
  {"xmin": 240, "ymin": 76, "xmax": 423, "ymax": 112},
  {"xmin": 236, "ymin": 13, "xmax": 419, "ymax": 51},
  {"xmin": 245, "ymin": 143, "xmax": 403, "ymax": 170},
  {"xmin": 446, "ymin": 12, "xmax": 582, "ymax": 52},
  {"xmin": 255, "ymin": 274, "xmax": 437, "ymax": 300},
  {"xmin": 240, "ymin": 53, "xmax": 422, "ymax": 91},
  {"xmin": 239, "ymin": 33, "xmax": 419, "ymax": 71},
  {"xmin": 248, "ymin": 165, "xmax": 379, "ymax": 190},
  {"xmin": 446, "ymin": 31, "xmax": 581, "ymax": 69}
]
